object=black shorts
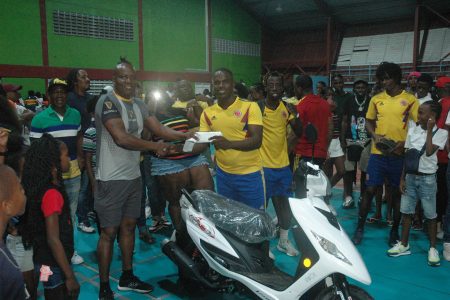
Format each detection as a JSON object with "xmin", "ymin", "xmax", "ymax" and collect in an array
[{"xmin": 94, "ymin": 178, "xmax": 142, "ymax": 228}]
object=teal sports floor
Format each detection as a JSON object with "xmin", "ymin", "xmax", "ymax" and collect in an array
[{"xmin": 36, "ymin": 189, "xmax": 450, "ymax": 299}]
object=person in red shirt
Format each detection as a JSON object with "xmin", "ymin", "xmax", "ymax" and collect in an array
[
  {"xmin": 437, "ymin": 77, "xmax": 450, "ymax": 247},
  {"xmin": 21, "ymin": 134, "xmax": 80, "ymax": 299},
  {"xmin": 294, "ymin": 75, "xmax": 332, "ymax": 169}
]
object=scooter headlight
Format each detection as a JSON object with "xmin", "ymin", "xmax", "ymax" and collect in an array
[{"xmin": 312, "ymin": 231, "xmax": 352, "ymax": 266}]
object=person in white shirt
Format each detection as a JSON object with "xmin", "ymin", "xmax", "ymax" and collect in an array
[
  {"xmin": 416, "ymin": 74, "xmax": 434, "ymax": 104},
  {"xmin": 387, "ymin": 101, "xmax": 447, "ymax": 266}
]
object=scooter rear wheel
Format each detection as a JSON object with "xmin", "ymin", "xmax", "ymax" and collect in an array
[{"xmin": 314, "ymin": 284, "xmax": 373, "ymax": 300}]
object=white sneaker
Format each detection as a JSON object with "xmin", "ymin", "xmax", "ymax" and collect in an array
[
  {"xmin": 387, "ymin": 241, "xmax": 410, "ymax": 257},
  {"xmin": 71, "ymin": 251, "xmax": 84, "ymax": 265},
  {"xmin": 428, "ymin": 247, "xmax": 440, "ymax": 266},
  {"xmin": 328, "ymin": 204, "xmax": 337, "ymax": 216},
  {"xmin": 443, "ymin": 243, "xmax": 450, "ymax": 261},
  {"xmin": 277, "ymin": 240, "xmax": 299, "ymax": 257},
  {"xmin": 268, "ymin": 249, "xmax": 275, "ymax": 260},
  {"xmin": 342, "ymin": 196, "xmax": 354, "ymax": 209},
  {"xmin": 78, "ymin": 223, "xmax": 95, "ymax": 233}
]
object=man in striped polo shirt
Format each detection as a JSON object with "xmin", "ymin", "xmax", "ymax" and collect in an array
[{"xmin": 30, "ymin": 78, "xmax": 85, "ymax": 265}]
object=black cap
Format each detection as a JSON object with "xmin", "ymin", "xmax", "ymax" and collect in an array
[{"xmin": 48, "ymin": 78, "xmax": 68, "ymax": 92}]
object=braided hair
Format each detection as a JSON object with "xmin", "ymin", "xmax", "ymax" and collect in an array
[{"xmin": 21, "ymin": 134, "xmax": 69, "ymax": 249}]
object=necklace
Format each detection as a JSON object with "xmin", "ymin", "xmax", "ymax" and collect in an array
[
  {"xmin": 354, "ymin": 95, "xmax": 367, "ymax": 111},
  {"xmin": 0, "ymin": 245, "xmax": 20, "ymax": 270}
]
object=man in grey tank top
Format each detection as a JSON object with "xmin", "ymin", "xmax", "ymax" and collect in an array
[{"xmin": 95, "ymin": 58, "xmax": 192, "ymax": 299}]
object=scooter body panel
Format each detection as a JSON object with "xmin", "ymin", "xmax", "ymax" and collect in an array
[
  {"xmin": 289, "ymin": 196, "xmax": 372, "ymax": 285},
  {"xmin": 174, "ymin": 192, "xmax": 372, "ymax": 300},
  {"xmin": 181, "ymin": 195, "xmax": 239, "ymax": 258}
]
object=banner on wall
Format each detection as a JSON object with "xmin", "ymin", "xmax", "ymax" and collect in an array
[{"xmin": 195, "ymin": 82, "xmax": 211, "ymax": 95}]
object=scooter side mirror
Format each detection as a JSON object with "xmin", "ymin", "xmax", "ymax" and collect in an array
[{"xmin": 305, "ymin": 123, "xmax": 318, "ymax": 144}]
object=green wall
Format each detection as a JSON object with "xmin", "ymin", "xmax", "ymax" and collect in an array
[
  {"xmin": 143, "ymin": 0, "xmax": 207, "ymax": 72},
  {"xmin": 46, "ymin": 0, "xmax": 139, "ymax": 68},
  {"xmin": 0, "ymin": 0, "xmax": 42, "ymax": 66},
  {"xmin": 1, "ymin": 78, "xmax": 46, "ymax": 95},
  {"xmin": 0, "ymin": 0, "xmax": 261, "ymax": 92},
  {"xmin": 211, "ymin": 0, "xmax": 261, "ymax": 84}
]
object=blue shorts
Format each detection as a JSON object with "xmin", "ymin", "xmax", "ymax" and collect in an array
[
  {"xmin": 366, "ymin": 154, "xmax": 404, "ymax": 187},
  {"xmin": 401, "ymin": 174, "xmax": 437, "ymax": 219},
  {"xmin": 264, "ymin": 166, "xmax": 293, "ymax": 199},
  {"xmin": 35, "ymin": 264, "xmax": 65, "ymax": 289},
  {"xmin": 216, "ymin": 167, "xmax": 265, "ymax": 209},
  {"xmin": 150, "ymin": 155, "xmax": 208, "ymax": 176}
]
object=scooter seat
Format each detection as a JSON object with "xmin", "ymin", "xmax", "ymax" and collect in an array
[{"xmin": 190, "ymin": 190, "xmax": 276, "ymax": 244}]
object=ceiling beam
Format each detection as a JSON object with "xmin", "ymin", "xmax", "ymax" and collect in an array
[
  {"xmin": 266, "ymin": 10, "xmax": 325, "ymax": 22},
  {"xmin": 234, "ymin": 0, "xmax": 270, "ymax": 29},
  {"xmin": 313, "ymin": 0, "xmax": 343, "ymax": 28},
  {"xmin": 313, "ymin": 0, "xmax": 333, "ymax": 16}
]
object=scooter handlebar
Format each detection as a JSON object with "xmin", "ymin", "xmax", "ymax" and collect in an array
[
  {"xmin": 299, "ymin": 161, "xmax": 320, "ymax": 177},
  {"xmin": 181, "ymin": 188, "xmax": 199, "ymax": 210}
]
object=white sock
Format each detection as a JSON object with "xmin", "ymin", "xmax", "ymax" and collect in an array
[{"xmin": 279, "ymin": 229, "xmax": 288, "ymax": 244}]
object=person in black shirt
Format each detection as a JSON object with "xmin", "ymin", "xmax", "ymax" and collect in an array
[
  {"xmin": 66, "ymin": 69, "xmax": 96, "ymax": 234},
  {"xmin": 343, "ymin": 79, "xmax": 370, "ymax": 209}
]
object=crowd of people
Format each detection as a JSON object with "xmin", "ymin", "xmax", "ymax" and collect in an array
[{"xmin": 1, "ymin": 59, "xmax": 450, "ymax": 300}]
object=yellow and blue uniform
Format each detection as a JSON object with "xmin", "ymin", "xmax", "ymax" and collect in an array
[
  {"xmin": 365, "ymin": 90, "xmax": 419, "ymax": 187},
  {"xmin": 200, "ymin": 97, "xmax": 264, "ymax": 208},
  {"xmin": 260, "ymin": 101, "xmax": 294, "ymax": 199},
  {"xmin": 366, "ymin": 90, "xmax": 419, "ymax": 155}
]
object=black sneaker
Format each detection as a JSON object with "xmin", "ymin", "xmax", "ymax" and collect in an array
[
  {"xmin": 99, "ymin": 289, "xmax": 114, "ymax": 300},
  {"xmin": 388, "ymin": 230, "xmax": 400, "ymax": 247},
  {"xmin": 118, "ymin": 275, "xmax": 154, "ymax": 293},
  {"xmin": 352, "ymin": 228, "xmax": 364, "ymax": 245}
]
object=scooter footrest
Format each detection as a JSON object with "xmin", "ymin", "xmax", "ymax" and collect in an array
[{"xmin": 240, "ymin": 268, "xmax": 294, "ymax": 291}]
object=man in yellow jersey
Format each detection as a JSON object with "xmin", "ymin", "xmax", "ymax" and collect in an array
[
  {"xmin": 198, "ymin": 68, "xmax": 264, "ymax": 209},
  {"xmin": 352, "ymin": 62, "xmax": 419, "ymax": 246},
  {"xmin": 260, "ymin": 72, "xmax": 302, "ymax": 256}
]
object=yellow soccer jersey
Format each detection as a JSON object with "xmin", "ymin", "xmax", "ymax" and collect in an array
[
  {"xmin": 261, "ymin": 102, "xmax": 294, "ymax": 168},
  {"xmin": 366, "ymin": 90, "xmax": 419, "ymax": 154},
  {"xmin": 200, "ymin": 97, "xmax": 263, "ymax": 174}
]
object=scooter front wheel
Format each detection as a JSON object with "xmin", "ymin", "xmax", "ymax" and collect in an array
[{"xmin": 314, "ymin": 284, "xmax": 373, "ymax": 300}]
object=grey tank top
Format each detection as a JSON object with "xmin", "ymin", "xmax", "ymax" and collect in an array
[{"xmin": 95, "ymin": 91, "xmax": 146, "ymax": 181}]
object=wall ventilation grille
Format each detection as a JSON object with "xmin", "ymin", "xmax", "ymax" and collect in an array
[
  {"xmin": 213, "ymin": 38, "xmax": 260, "ymax": 57},
  {"xmin": 53, "ymin": 10, "xmax": 134, "ymax": 41}
]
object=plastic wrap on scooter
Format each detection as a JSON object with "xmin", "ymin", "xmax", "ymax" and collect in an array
[{"xmin": 191, "ymin": 190, "xmax": 276, "ymax": 243}]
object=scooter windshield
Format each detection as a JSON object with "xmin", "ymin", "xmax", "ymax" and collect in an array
[{"xmin": 190, "ymin": 190, "xmax": 276, "ymax": 244}]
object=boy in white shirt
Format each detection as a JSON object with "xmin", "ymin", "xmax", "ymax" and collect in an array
[{"xmin": 387, "ymin": 101, "xmax": 447, "ymax": 266}]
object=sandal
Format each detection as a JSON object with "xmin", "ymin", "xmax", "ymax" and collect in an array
[
  {"xmin": 386, "ymin": 219, "xmax": 394, "ymax": 226},
  {"xmin": 412, "ymin": 220, "xmax": 423, "ymax": 231},
  {"xmin": 366, "ymin": 217, "xmax": 380, "ymax": 224}
]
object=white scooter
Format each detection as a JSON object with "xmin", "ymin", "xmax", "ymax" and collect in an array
[{"xmin": 162, "ymin": 125, "xmax": 373, "ymax": 299}]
